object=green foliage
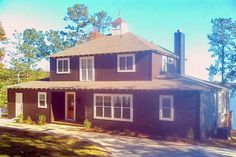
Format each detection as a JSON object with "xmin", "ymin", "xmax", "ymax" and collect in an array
[
  {"xmin": 37, "ymin": 114, "xmax": 46, "ymax": 125},
  {"xmin": 0, "ymin": 21, "xmax": 6, "ymax": 68},
  {"xmin": 0, "ymin": 68, "xmax": 48, "ymax": 108},
  {"xmin": 83, "ymin": 119, "xmax": 92, "ymax": 129},
  {"xmin": 15, "ymin": 113, "xmax": 24, "ymax": 123},
  {"xmin": 25, "ymin": 115, "xmax": 33, "ymax": 125},
  {"xmin": 186, "ymin": 127, "xmax": 195, "ymax": 141},
  {"xmin": 207, "ymin": 18, "xmax": 236, "ymax": 83},
  {"xmin": 64, "ymin": 3, "xmax": 90, "ymax": 43},
  {"xmin": 90, "ymin": 10, "xmax": 112, "ymax": 34}
]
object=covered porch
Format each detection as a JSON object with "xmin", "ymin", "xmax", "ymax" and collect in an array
[{"xmin": 50, "ymin": 91, "xmax": 85, "ymax": 124}]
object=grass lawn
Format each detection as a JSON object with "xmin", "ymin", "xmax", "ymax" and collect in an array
[{"xmin": 0, "ymin": 127, "xmax": 109, "ymax": 157}]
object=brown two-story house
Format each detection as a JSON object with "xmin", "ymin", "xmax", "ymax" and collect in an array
[{"xmin": 7, "ymin": 18, "xmax": 230, "ymax": 139}]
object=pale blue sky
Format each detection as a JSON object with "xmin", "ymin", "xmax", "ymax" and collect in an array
[{"xmin": 0, "ymin": 0, "xmax": 236, "ymax": 79}]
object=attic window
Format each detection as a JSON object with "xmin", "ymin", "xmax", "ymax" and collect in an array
[
  {"xmin": 56, "ymin": 58, "xmax": 70, "ymax": 74},
  {"xmin": 117, "ymin": 54, "xmax": 135, "ymax": 72}
]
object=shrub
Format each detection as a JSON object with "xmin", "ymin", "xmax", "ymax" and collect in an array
[
  {"xmin": 187, "ymin": 127, "xmax": 195, "ymax": 142},
  {"xmin": 37, "ymin": 114, "xmax": 46, "ymax": 125},
  {"xmin": 25, "ymin": 115, "xmax": 33, "ymax": 125},
  {"xmin": 15, "ymin": 113, "xmax": 24, "ymax": 123},
  {"xmin": 83, "ymin": 119, "xmax": 91, "ymax": 129}
]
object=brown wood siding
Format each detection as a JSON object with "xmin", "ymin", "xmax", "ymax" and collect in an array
[
  {"xmin": 50, "ymin": 57, "xmax": 79, "ymax": 81},
  {"xmin": 82, "ymin": 90, "xmax": 200, "ymax": 139},
  {"xmin": 8, "ymin": 88, "xmax": 201, "ymax": 139},
  {"xmin": 7, "ymin": 89, "xmax": 51, "ymax": 123},
  {"xmin": 50, "ymin": 51, "xmax": 152, "ymax": 81},
  {"xmin": 95, "ymin": 52, "xmax": 152, "ymax": 81},
  {"xmin": 151, "ymin": 53, "xmax": 162, "ymax": 79}
]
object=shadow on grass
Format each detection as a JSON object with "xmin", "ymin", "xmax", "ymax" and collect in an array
[{"xmin": 0, "ymin": 127, "xmax": 108, "ymax": 157}]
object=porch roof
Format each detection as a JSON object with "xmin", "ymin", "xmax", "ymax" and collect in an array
[{"xmin": 7, "ymin": 73, "xmax": 228, "ymax": 91}]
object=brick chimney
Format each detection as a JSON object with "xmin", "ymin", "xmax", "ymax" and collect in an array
[
  {"xmin": 111, "ymin": 17, "xmax": 128, "ymax": 36},
  {"xmin": 174, "ymin": 30, "xmax": 185, "ymax": 75}
]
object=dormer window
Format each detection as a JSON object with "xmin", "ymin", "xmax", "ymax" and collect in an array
[
  {"xmin": 56, "ymin": 58, "xmax": 70, "ymax": 74},
  {"xmin": 162, "ymin": 56, "xmax": 167, "ymax": 72},
  {"xmin": 117, "ymin": 54, "xmax": 135, "ymax": 72}
]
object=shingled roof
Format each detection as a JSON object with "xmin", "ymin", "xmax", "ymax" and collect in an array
[
  {"xmin": 49, "ymin": 32, "xmax": 178, "ymax": 58},
  {"xmin": 8, "ymin": 73, "xmax": 228, "ymax": 91}
]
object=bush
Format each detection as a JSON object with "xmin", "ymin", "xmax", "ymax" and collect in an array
[
  {"xmin": 15, "ymin": 113, "xmax": 24, "ymax": 123},
  {"xmin": 25, "ymin": 115, "xmax": 33, "ymax": 125},
  {"xmin": 37, "ymin": 114, "xmax": 46, "ymax": 125},
  {"xmin": 83, "ymin": 119, "xmax": 91, "ymax": 129},
  {"xmin": 187, "ymin": 127, "xmax": 195, "ymax": 142}
]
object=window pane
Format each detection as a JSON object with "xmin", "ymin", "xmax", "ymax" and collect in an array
[
  {"xmin": 96, "ymin": 96, "xmax": 103, "ymax": 106},
  {"xmin": 96, "ymin": 107, "xmax": 103, "ymax": 117},
  {"xmin": 87, "ymin": 69, "xmax": 93, "ymax": 81},
  {"xmin": 114, "ymin": 108, "xmax": 121, "ymax": 118},
  {"xmin": 119, "ymin": 57, "xmax": 126, "ymax": 70},
  {"xmin": 82, "ymin": 69, "xmax": 87, "ymax": 81},
  {"xmin": 123, "ymin": 108, "xmax": 130, "ymax": 119},
  {"xmin": 114, "ymin": 96, "xmax": 121, "ymax": 107},
  {"xmin": 63, "ymin": 60, "xmax": 68, "ymax": 72},
  {"xmin": 40, "ymin": 100, "xmax": 45, "ymax": 106},
  {"xmin": 104, "ymin": 96, "xmax": 111, "ymax": 106},
  {"xmin": 162, "ymin": 98, "xmax": 171, "ymax": 108},
  {"xmin": 81, "ymin": 59, "xmax": 86, "ymax": 69},
  {"xmin": 162, "ymin": 56, "xmax": 167, "ymax": 71},
  {"xmin": 104, "ymin": 107, "xmax": 111, "ymax": 118},
  {"xmin": 163, "ymin": 108, "xmax": 171, "ymax": 118},
  {"xmin": 87, "ymin": 59, "xmax": 93, "ymax": 69},
  {"xmin": 122, "ymin": 97, "xmax": 130, "ymax": 107},
  {"xmin": 58, "ymin": 60, "xmax": 63, "ymax": 72},
  {"xmin": 127, "ymin": 56, "xmax": 133, "ymax": 70},
  {"xmin": 39, "ymin": 94, "xmax": 45, "ymax": 100}
]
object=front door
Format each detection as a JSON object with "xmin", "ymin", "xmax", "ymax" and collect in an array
[
  {"xmin": 65, "ymin": 92, "xmax": 76, "ymax": 121},
  {"xmin": 15, "ymin": 93, "xmax": 23, "ymax": 117}
]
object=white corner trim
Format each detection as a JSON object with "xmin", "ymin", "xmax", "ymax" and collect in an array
[
  {"xmin": 38, "ymin": 92, "xmax": 47, "ymax": 109},
  {"xmin": 117, "ymin": 53, "xmax": 136, "ymax": 72},
  {"xmin": 56, "ymin": 58, "xmax": 70, "ymax": 74},
  {"xmin": 159, "ymin": 95, "xmax": 174, "ymax": 121}
]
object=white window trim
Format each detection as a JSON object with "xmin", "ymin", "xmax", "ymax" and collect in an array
[
  {"xmin": 38, "ymin": 92, "xmax": 47, "ymax": 109},
  {"xmin": 65, "ymin": 92, "xmax": 76, "ymax": 121},
  {"xmin": 162, "ymin": 56, "xmax": 167, "ymax": 72},
  {"xmin": 56, "ymin": 58, "xmax": 70, "ymax": 74},
  {"xmin": 93, "ymin": 93, "xmax": 133, "ymax": 122},
  {"xmin": 79, "ymin": 56, "xmax": 95, "ymax": 81},
  {"xmin": 159, "ymin": 95, "xmax": 174, "ymax": 121},
  {"xmin": 117, "ymin": 54, "xmax": 136, "ymax": 72}
]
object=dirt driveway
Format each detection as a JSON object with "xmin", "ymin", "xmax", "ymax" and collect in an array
[{"xmin": 0, "ymin": 119, "xmax": 236, "ymax": 157}]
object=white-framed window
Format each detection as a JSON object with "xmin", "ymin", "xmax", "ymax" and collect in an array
[
  {"xmin": 38, "ymin": 92, "xmax": 47, "ymax": 108},
  {"xmin": 94, "ymin": 94, "xmax": 133, "ymax": 122},
  {"xmin": 79, "ymin": 56, "xmax": 95, "ymax": 81},
  {"xmin": 117, "ymin": 54, "xmax": 135, "ymax": 72},
  {"xmin": 168, "ymin": 57, "xmax": 174, "ymax": 64},
  {"xmin": 159, "ymin": 95, "xmax": 174, "ymax": 121},
  {"xmin": 56, "ymin": 58, "xmax": 70, "ymax": 74},
  {"xmin": 162, "ymin": 56, "xmax": 167, "ymax": 72}
]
